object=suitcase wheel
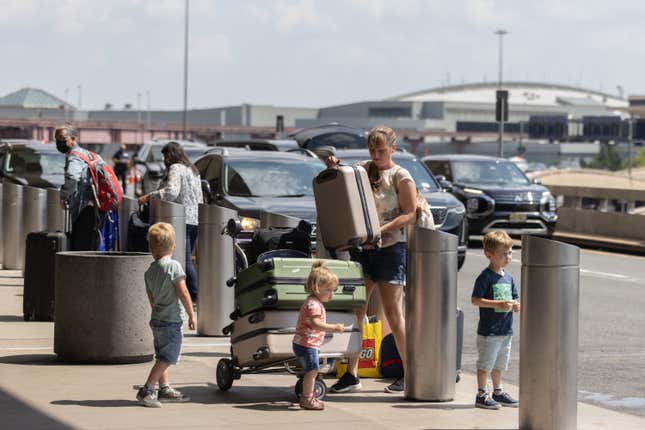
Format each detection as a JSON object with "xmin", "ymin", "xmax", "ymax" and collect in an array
[
  {"xmin": 216, "ymin": 358, "xmax": 235, "ymax": 391},
  {"xmin": 222, "ymin": 324, "xmax": 233, "ymax": 336},
  {"xmin": 456, "ymin": 370, "xmax": 461, "ymax": 383},
  {"xmin": 226, "ymin": 277, "xmax": 236, "ymax": 287},
  {"xmin": 295, "ymin": 377, "xmax": 327, "ymax": 400}
]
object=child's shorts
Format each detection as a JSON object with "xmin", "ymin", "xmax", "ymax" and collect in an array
[
  {"xmin": 476, "ymin": 334, "xmax": 512, "ymax": 372},
  {"xmin": 350, "ymin": 242, "xmax": 406, "ymax": 286},
  {"xmin": 292, "ymin": 343, "xmax": 320, "ymax": 372},
  {"xmin": 151, "ymin": 319, "xmax": 183, "ymax": 365}
]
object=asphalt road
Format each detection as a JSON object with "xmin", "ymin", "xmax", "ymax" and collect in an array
[{"xmin": 457, "ymin": 242, "xmax": 645, "ymax": 417}]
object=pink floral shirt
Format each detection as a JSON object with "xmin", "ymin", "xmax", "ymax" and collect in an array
[{"xmin": 293, "ymin": 296, "xmax": 326, "ymax": 349}]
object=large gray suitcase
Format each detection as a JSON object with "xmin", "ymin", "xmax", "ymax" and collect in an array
[
  {"xmin": 229, "ymin": 310, "xmax": 361, "ymax": 368},
  {"xmin": 313, "ymin": 166, "xmax": 380, "ymax": 250}
]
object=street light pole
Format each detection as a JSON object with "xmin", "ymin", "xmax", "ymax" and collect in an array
[
  {"xmin": 182, "ymin": 0, "xmax": 189, "ymax": 140},
  {"xmin": 495, "ymin": 29, "xmax": 507, "ymax": 157}
]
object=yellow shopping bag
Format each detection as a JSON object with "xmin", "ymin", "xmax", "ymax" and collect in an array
[{"xmin": 336, "ymin": 319, "xmax": 382, "ymax": 378}]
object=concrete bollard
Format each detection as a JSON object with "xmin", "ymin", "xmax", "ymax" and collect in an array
[
  {"xmin": 46, "ymin": 188, "xmax": 65, "ymax": 232},
  {"xmin": 520, "ymin": 236, "xmax": 580, "ymax": 430},
  {"xmin": 22, "ymin": 186, "xmax": 48, "ymax": 266},
  {"xmin": 405, "ymin": 227, "xmax": 458, "ymax": 401},
  {"xmin": 197, "ymin": 204, "xmax": 237, "ymax": 336},
  {"xmin": 54, "ymin": 251, "xmax": 154, "ymax": 363},
  {"xmin": 2, "ymin": 181, "xmax": 24, "ymax": 270}
]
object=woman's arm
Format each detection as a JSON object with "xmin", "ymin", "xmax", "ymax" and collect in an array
[
  {"xmin": 152, "ymin": 164, "xmax": 182, "ymax": 201},
  {"xmin": 380, "ymin": 179, "xmax": 417, "ymax": 234}
]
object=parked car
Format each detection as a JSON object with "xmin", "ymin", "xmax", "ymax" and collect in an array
[
  {"xmin": 194, "ymin": 148, "xmax": 326, "ymax": 257},
  {"xmin": 422, "ymin": 154, "xmax": 557, "ymax": 237},
  {"xmin": 334, "ymin": 149, "xmax": 468, "ymax": 269},
  {"xmin": 211, "ymin": 139, "xmax": 300, "ymax": 151},
  {"xmin": 133, "ymin": 139, "xmax": 208, "ymax": 196},
  {"xmin": 0, "ymin": 140, "xmax": 65, "ymax": 188}
]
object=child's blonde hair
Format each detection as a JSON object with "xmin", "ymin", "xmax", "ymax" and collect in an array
[
  {"xmin": 483, "ymin": 230, "xmax": 513, "ymax": 254},
  {"xmin": 305, "ymin": 260, "xmax": 339, "ymax": 296},
  {"xmin": 147, "ymin": 222, "xmax": 176, "ymax": 258}
]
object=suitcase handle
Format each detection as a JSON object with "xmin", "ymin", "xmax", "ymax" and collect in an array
[
  {"xmin": 315, "ymin": 168, "xmax": 338, "ymax": 184},
  {"xmin": 342, "ymin": 285, "xmax": 356, "ymax": 293}
]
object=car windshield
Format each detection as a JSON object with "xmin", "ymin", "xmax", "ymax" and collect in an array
[
  {"xmin": 224, "ymin": 159, "xmax": 325, "ymax": 197},
  {"xmin": 340, "ymin": 156, "xmax": 440, "ymax": 192},
  {"xmin": 451, "ymin": 160, "xmax": 530, "ymax": 185},
  {"xmin": 6, "ymin": 149, "xmax": 66, "ymax": 176},
  {"xmin": 149, "ymin": 146, "xmax": 204, "ymax": 162}
]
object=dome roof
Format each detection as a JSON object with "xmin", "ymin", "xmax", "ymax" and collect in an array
[{"xmin": 389, "ymin": 81, "xmax": 628, "ymax": 108}]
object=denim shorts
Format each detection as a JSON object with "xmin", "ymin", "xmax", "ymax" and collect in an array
[
  {"xmin": 476, "ymin": 334, "xmax": 512, "ymax": 372},
  {"xmin": 293, "ymin": 343, "xmax": 320, "ymax": 372},
  {"xmin": 350, "ymin": 242, "xmax": 406, "ymax": 286},
  {"xmin": 151, "ymin": 320, "xmax": 183, "ymax": 365}
]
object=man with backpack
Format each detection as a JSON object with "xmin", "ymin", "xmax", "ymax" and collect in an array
[{"xmin": 56, "ymin": 125, "xmax": 122, "ymax": 251}]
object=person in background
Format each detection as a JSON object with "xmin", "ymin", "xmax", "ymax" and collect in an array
[
  {"xmin": 56, "ymin": 125, "xmax": 102, "ymax": 251},
  {"xmin": 138, "ymin": 142, "xmax": 203, "ymax": 302},
  {"xmin": 112, "ymin": 144, "xmax": 131, "ymax": 194}
]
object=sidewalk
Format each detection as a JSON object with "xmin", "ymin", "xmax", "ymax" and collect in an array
[{"xmin": 1, "ymin": 269, "xmax": 643, "ymax": 429}]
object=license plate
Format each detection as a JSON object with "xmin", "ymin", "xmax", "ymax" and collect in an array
[{"xmin": 509, "ymin": 213, "xmax": 528, "ymax": 223}]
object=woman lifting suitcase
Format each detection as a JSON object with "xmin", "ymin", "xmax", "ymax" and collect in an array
[{"xmin": 326, "ymin": 125, "xmax": 417, "ymax": 394}]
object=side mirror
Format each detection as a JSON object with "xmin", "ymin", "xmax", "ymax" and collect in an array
[
  {"xmin": 435, "ymin": 175, "xmax": 453, "ymax": 192},
  {"xmin": 201, "ymin": 179, "xmax": 211, "ymax": 196},
  {"xmin": 133, "ymin": 156, "xmax": 144, "ymax": 165},
  {"xmin": 532, "ymin": 178, "xmax": 542, "ymax": 185}
]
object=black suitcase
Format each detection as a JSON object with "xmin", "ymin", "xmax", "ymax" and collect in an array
[
  {"xmin": 23, "ymin": 231, "xmax": 68, "ymax": 321},
  {"xmin": 127, "ymin": 211, "xmax": 149, "ymax": 252}
]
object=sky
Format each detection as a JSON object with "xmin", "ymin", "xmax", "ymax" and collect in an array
[{"xmin": 2, "ymin": 0, "xmax": 644, "ymax": 110}]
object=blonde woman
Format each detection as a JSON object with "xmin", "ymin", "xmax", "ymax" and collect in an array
[{"xmin": 327, "ymin": 126, "xmax": 417, "ymax": 394}]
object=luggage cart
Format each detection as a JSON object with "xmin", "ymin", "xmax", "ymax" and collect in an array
[{"xmin": 216, "ymin": 219, "xmax": 361, "ymax": 400}]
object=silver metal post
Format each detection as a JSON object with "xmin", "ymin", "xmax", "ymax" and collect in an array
[
  {"xmin": 182, "ymin": 0, "xmax": 189, "ymax": 140},
  {"xmin": 495, "ymin": 29, "xmax": 507, "ymax": 158},
  {"xmin": 520, "ymin": 236, "xmax": 580, "ymax": 430},
  {"xmin": 628, "ymin": 116, "xmax": 633, "ymax": 180},
  {"xmin": 197, "ymin": 204, "xmax": 237, "ymax": 336},
  {"xmin": 405, "ymin": 227, "xmax": 458, "ymax": 401},
  {"xmin": 150, "ymin": 199, "xmax": 186, "ymax": 268}
]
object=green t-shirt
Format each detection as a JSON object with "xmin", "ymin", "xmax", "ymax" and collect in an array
[{"xmin": 145, "ymin": 257, "xmax": 187, "ymax": 323}]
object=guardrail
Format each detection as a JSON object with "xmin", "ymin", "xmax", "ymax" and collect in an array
[{"xmin": 546, "ymin": 184, "xmax": 645, "ymax": 244}]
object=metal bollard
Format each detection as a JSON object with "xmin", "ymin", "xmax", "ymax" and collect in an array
[
  {"xmin": 2, "ymin": 181, "xmax": 24, "ymax": 270},
  {"xmin": 46, "ymin": 188, "xmax": 65, "ymax": 232},
  {"xmin": 0, "ymin": 182, "xmax": 3, "ymax": 264},
  {"xmin": 117, "ymin": 196, "xmax": 140, "ymax": 251},
  {"xmin": 196, "ymin": 204, "xmax": 237, "ymax": 336},
  {"xmin": 520, "ymin": 236, "xmax": 580, "ymax": 430},
  {"xmin": 405, "ymin": 227, "xmax": 458, "ymax": 401},
  {"xmin": 149, "ymin": 199, "xmax": 186, "ymax": 268},
  {"xmin": 22, "ymin": 186, "xmax": 48, "ymax": 271}
]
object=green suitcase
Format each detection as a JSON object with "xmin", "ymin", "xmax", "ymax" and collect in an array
[{"xmin": 232, "ymin": 258, "xmax": 366, "ymax": 317}]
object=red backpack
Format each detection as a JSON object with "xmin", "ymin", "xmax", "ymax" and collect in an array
[{"xmin": 70, "ymin": 150, "xmax": 123, "ymax": 212}]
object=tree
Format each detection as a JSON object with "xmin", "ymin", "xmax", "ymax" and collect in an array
[{"xmin": 581, "ymin": 143, "xmax": 624, "ymax": 171}]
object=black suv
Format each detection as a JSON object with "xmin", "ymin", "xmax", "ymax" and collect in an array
[
  {"xmin": 335, "ymin": 149, "xmax": 468, "ymax": 269},
  {"xmin": 194, "ymin": 148, "xmax": 326, "ymax": 255},
  {"xmin": 422, "ymin": 154, "xmax": 557, "ymax": 237},
  {"xmin": 0, "ymin": 140, "xmax": 66, "ymax": 188}
]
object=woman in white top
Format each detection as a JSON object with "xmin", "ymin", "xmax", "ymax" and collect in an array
[
  {"xmin": 138, "ymin": 142, "xmax": 204, "ymax": 301},
  {"xmin": 327, "ymin": 126, "xmax": 417, "ymax": 394}
]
